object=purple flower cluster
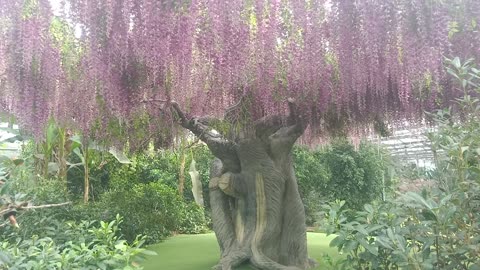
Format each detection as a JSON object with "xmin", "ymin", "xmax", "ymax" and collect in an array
[{"xmin": 1, "ymin": 0, "xmax": 479, "ymax": 142}]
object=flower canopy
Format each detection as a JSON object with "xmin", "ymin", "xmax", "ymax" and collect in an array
[{"xmin": 0, "ymin": 0, "xmax": 479, "ymax": 146}]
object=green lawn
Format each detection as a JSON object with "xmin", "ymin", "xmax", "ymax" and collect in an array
[{"xmin": 142, "ymin": 233, "xmax": 340, "ymax": 270}]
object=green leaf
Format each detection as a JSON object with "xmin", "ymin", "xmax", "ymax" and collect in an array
[
  {"xmin": 109, "ymin": 148, "xmax": 131, "ymax": 164},
  {"xmin": 469, "ymin": 262, "xmax": 480, "ymax": 270},
  {"xmin": 355, "ymin": 224, "xmax": 369, "ymax": 236},
  {"xmin": 329, "ymin": 235, "xmax": 345, "ymax": 248},
  {"xmin": 403, "ymin": 192, "xmax": 434, "ymax": 210},
  {"xmin": 364, "ymin": 204, "xmax": 374, "ymax": 213},
  {"xmin": 0, "ymin": 251, "xmax": 10, "ymax": 263},
  {"xmin": 447, "ymin": 68, "xmax": 460, "ymax": 80},
  {"xmin": 375, "ymin": 237, "xmax": 394, "ymax": 250},
  {"xmin": 0, "ymin": 133, "xmax": 20, "ymax": 144},
  {"xmin": 114, "ymin": 243, "xmax": 127, "ymax": 251},
  {"xmin": 469, "ymin": 167, "xmax": 480, "ymax": 175},
  {"xmin": 452, "ymin": 57, "xmax": 461, "ymax": 69},
  {"xmin": 0, "ymin": 126, "xmax": 19, "ymax": 133},
  {"xmin": 12, "ymin": 158, "xmax": 24, "ymax": 166},
  {"xmin": 358, "ymin": 238, "xmax": 378, "ymax": 256},
  {"xmin": 421, "ymin": 209, "xmax": 437, "ymax": 221},
  {"xmin": 69, "ymin": 135, "xmax": 83, "ymax": 145},
  {"xmin": 73, "ymin": 148, "xmax": 85, "ymax": 164},
  {"xmin": 342, "ymin": 240, "xmax": 358, "ymax": 253},
  {"xmin": 367, "ymin": 225, "xmax": 384, "ymax": 233},
  {"xmin": 96, "ymin": 262, "xmax": 107, "ymax": 270}
]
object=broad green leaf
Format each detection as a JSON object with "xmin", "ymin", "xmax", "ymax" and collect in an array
[
  {"xmin": 358, "ymin": 238, "xmax": 378, "ymax": 256},
  {"xmin": 69, "ymin": 135, "xmax": 83, "ymax": 145},
  {"xmin": 355, "ymin": 225, "xmax": 369, "ymax": 236},
  {"xmin": 342, "ymin": 240, "xmax": 358, "ymax": 253},
  {"xmin": 452, "ymin": 57, "xmax": 461, "ymax": 69},
  {"xmin": 329, "ymin": 235, "xmax": 345, "ymax": 248},
  {"xmin": 403, "ymin": 192, "xmax": 434, "ymax": 210},
  {"xmin": 73, "ymin": 148, "xmax": 85, "ymax": 164},
  {"xmin": 109, "ymin": 148, "xmax": 131, "ymax": 164},
  {"xmin": 0, "ymin": 251, "xmax": 10, "ymax": 264},
  {"xmin": 364, "ymin": 204, "xmax": 374, "ymax": 213},
  {"xmin": 12, "ymin": 159, "xmax": 24, "ymax": 166},
  {"xmin": 421, "ymin": 209, "xmax": 437, "ymax": 221},
  {"xmin": 375, "ymin": 237, "xmax": 394, "ymax": 250},
  {"xmin": 367, "ymin": 225, "xmax": 384, "ymax": 233}
]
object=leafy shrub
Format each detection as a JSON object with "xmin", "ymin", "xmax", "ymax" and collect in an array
[
  {"xmin": 426, "ymin": 58, "xmax": 480, "ymax": 191},
  {"xmin": 292, "ymin": 142, "xmax": 387, "ymax": 225},
  {"xmin": 323, "ymin": 186, "xmax": 480, "ymax": 270},
  {"xmin": 101, "ymin": 182, "xmax": 185, "ymax": 244},
  {"xmin": 178, "ymin": 202, "xmax": 209, "ymax": 234},
  {"xmin": 0, "ymin": 216, "xmax": 152, "ymax": 270},
  {"xmin": 293, "ymin": 146, "xmax": 330, "ymax": 225},
  {"xmin": 321, "ymin": 140, "xmax": 385, "ymax": 211},
  {"xmin": 102, "ymin": 146, "xmax": 214, "ymax": 205},
  {"xmin": 101, "ymin": 150, "xmax": 180, "ymax": 192},
  {"xmin": 183, "ymin": 146, "xmax": 214, "ymax": 209},
  {"xmin": 321, "ymin": 58, "xmax": 480, "ymax": 270}
]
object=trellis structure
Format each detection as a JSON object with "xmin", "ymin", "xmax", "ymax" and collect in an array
[{"xmin": 375, "ymin": 126, "xmax": 438, "ymax": 167}]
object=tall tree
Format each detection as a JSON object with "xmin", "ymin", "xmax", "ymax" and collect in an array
[{"xmin": 1, "ymin": 0, "xmax": 480, "ymax": 269}]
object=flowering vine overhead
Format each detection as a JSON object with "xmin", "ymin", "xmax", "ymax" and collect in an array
[{"xmin": 0, "ymin": 0, "xmax": 479, "ymax": 143}]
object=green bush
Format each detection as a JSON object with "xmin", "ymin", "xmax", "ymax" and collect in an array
[
  {"xmin": 323, "ymin": 185, "xmax": 480, "ymax": 269},
  {"xmin": 102, "ymin": 146, "xmax": 213, "ymax": 206},
  {"xmin": 426, "ymin": 59, "xmax": 480, "ymax": 190},
  {"xmin": 0, "ymin": 216, "xmax": 151, "ymax": 270},
  {"xmin": 183, "ymin": 146, "xmax": 214, "ymax": 209},
  {"xmin": 178, "ymin": 202, "xmax": 209, "ymax": 234},
  {"xmin": 102, "ymin": 150, "xmax": 181, "ymax": 191},
  {"xmin": 321, "ymin": 140, "xmax": 384, "ymax": 211},
  {"xmin": 97, "ymin": 146, "xmax": 213, "ymax": 238},
  {"xmin": 293, "ymin": 146, "xmax": 330, "ymax": 225},
  {"xmin": 101, "ymin": 182, "xmax": 185, "ymax": 244},
  {"xmin": 321, "ymin": 58, "xmax": 480, "ymax": 270}
]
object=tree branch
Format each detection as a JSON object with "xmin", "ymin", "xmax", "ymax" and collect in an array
[
  {"xmin": 140, "ymin": 98, "xmax": 168, "ymax": 104},
  {"xmin": 210, "ymin": 172, "xmax": 247, "ymax": 198},
  {"xmin": 171, "ymin": 101, "xmax": 241, "ymax": 173},
  {"xmin": 254, "ymin": 98, "xmax": 307, "ymax": 141},
  {"xmin": 254, "ymin": 115, "xmax": 285, "ymax": 137},
  {"xmin": 268, "ymin": 99, "xmax": 308, "ymax": 156},
  {"xmin": 285, "ymin": 97, "xmax": 307, "ymax": 135},
  {"xmin": 19, "ymin": 201, "xmax": 72, "ymax": 210},
  {"xmin": 0, "ymin": 202, "xmax": 72, "ymax": 216}
]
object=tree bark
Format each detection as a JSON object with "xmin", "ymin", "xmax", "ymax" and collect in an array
[
  {"xmin": 57, "ymin": 128, "xmax": 68, "ymax": 193},
  {"xmin": 172, "ymin": 99, "xmax": 315, "ymax": 270},
  {"xmin": 83, "ymin": 146, "xmax": 90, "ymax": 204},
  {"xmin": 179, "ymin": 151, "xmax": 186, "ymax": 196}
]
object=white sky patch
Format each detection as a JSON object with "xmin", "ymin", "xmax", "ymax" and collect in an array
[
  {"xmin": 49, "ymin": 0, "xmax": 62, "ymax": 16},
  {"xmin": 49, "ymin": 0, "xmax": 82, "ymax": 38}
]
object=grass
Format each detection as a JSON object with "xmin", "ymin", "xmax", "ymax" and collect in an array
[{"xmin": 142, "ymin": 233, "xmax": 340, "ymax": 270}]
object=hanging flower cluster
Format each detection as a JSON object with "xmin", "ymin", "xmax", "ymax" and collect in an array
[{"xmin": 0, "ymin": 0, "xmax": 479, "ymax": 143}]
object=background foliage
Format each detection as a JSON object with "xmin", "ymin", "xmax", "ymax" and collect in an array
[{"xmin": 321, "ymin": 58, "xmax": 480, "ymax": 270}]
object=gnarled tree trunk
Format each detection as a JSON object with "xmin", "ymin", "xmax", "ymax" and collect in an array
[{"xmin": 172, "ymin": 99, "xmax": 315, "ymax": 270}]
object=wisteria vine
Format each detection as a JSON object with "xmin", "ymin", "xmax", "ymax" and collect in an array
[{"xmin": 0, "ymin": 0, "xmax": 479, "ymax": 144}]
